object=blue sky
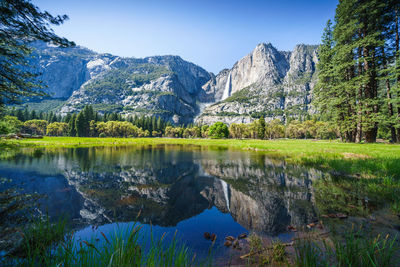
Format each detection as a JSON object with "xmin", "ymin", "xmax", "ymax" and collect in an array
[{"xmin": 35, "ymin": 0, "xmax": 338, "ymax": 73}]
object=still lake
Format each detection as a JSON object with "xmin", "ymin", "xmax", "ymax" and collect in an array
[{"xmin": 0, "ymin": 145, "xmax": 323, "ymax": 259}]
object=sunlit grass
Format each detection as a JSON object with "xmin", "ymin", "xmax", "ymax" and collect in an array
[{"xmin": 5, "ymin": 137, "xmax": 400, "ymax": 179}]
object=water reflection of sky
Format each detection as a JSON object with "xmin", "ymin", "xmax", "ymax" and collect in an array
[
  {"xmin": 0, "ymin": 146, "xmax": 319, "ymax": 258},
  {"xmin": 75, "ymin": 207, "xmax": 247, "ymax": 258}
]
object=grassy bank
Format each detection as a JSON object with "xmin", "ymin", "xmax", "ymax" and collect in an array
[{"xmin": 6, "ymin": 137, "xmax": 400, "ymax": 179}]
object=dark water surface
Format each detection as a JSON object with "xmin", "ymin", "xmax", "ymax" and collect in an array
[{"xmin": 0, "ymin": 145, "xmax": 323, "ymax": 258}]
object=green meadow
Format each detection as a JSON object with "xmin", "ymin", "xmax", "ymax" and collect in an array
[{"xmin": 7, "ymin": 137, "xmax": 400, "ymax": 179}]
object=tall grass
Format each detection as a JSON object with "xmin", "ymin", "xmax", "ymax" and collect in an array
[
  {"xmin": 294, "ymin": 238, "xmax": 329, "ymax": 267},
  {"xmin": 294, "ymin": 230, "xmax": 398, "ymax": 267},
  {"xmin": 3, "ymin": 216, "xmax": 211, "ymax": 267}
]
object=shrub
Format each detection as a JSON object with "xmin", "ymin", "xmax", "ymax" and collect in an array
[
  {"xmin": 229, "ymin": 123, "xmax": 251, "ymax": 139},
  {"xmin": 46, "ymin": 122, "xmax": 68, "ymax": 136},
  {"xmin": 201, "ymin": 125, "xmax": 209, "ymax": 138},
  {"xmin": 96, "ymin": 121, "xmax": 140, "ymax": 137},
  {"xmin": 182, "ymin": 126, "xmax": 201, "ymax": 138},
  {"xmin": 0, "ymin": 116, "xmax": 23, "ymax": 134},
  {"xmin": 208, "ymin": 122, "xmax": 229, "ymax": 139},
  {"xmin": 164, "ymin": 126, "xmax": 184, "ymax": 138},
  {"xmin": 22, "ymin": 120, "xmax": 48, "ymax": 135},
  {"xmin": 265, "ymin": 119, "xmax": 285, "ymax": 139}
]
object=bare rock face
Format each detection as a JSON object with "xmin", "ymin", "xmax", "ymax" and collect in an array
[
  {"xmin": 283, "ymin": 45, "xmax": 319, "ymax": 114},
  {"xmin": 28, "ymin": 43, "xmax": 212, "ymax": 124},
  {"xmin": 225, "ymin": 43, "xmax": 290, "ymax": 97},
  {"xmin": 196, "ymin": 43, "xmax": 318, "ymax": 125},
  {"xmin": 28, "ymin": 42, "xmax": 95, "ymax": 99},
  {"xmin": 27, "ymin": 41, "xmax": 318, "ymax": 124}
]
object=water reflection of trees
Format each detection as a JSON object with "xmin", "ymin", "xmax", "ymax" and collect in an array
[
  {"xmin": 54, "ymin": 147, "xmax": 319, "ymax": 235},
  {"xmin": 1, "ymin": 146, "xmax": 325, "ymax": 235},
  {"xmin": 1, "ymin": 146, "xmax": 396, "ymax": 238}
]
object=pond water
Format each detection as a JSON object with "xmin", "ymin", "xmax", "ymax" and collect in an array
[{"xmin": 0, "ymin": 145, "xmax": 324, "ymax": 259}]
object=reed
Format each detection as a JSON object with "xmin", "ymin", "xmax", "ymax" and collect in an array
[
  {"xmin": 294, "ymin": 230, "xmax": 398, "ymax": 267},
  {"xmin": 3, "ymin": 216, "xmax": 211, "ymax": 267}
]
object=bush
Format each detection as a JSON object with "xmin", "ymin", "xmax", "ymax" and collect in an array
[
  {"xmin": 201, "ymin": 125, "xmax": 209, "ymax": 138},
  {"xmin": 164, "ymin": 126, "xmax": 184, "ymax": 138},
  {"xmin": 229, "ymin": 123, "xmax": 251, "ymax": 139},
  {"xmin": 208, "ymin": 122, "xmax": 229, "ymax": 139},
  {"xmin": 99, "ymin": 133, "xmax": 106, "ymax": 138},
  {"xmin": 0, "ymin": 116, "xmax": 23, "ymax": 134},
  {"xmin": 46, "ymin": 122, "xmax": 68, "ymax": 136},
  {"xmin": 285, "ymin": 120, "xmax": 338, "ymax": 140},
  {"xmin": 96, "ymin": 121, "xmax": 140, "ymax": 137},
  {"xmin": 265, "ymin": 119, "xmax": 285, "ymax": 139},
  {"xmin": 182, "ymin": 126, "xmax": 201, "ymax": 138},
  {"xmin": 22, "ymin": 120, "xmax": 48, "ymax": 135}
]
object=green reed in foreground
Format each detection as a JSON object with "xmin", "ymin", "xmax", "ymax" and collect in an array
[
  {"xmin": 2, "ymin": 216, "xmax": 210, "ymax": 267},
  {"xmin": 1, "ymin": 215, "xmax": 399, "ymax": 267},
  {"xmin": 294, "ymin": 230, "xmax": 398, "ymax": 267}
]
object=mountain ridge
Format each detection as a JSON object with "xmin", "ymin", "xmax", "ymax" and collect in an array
[{"xmin": 23, "ymin": 41, "xmax": 319, "ymax": 124}]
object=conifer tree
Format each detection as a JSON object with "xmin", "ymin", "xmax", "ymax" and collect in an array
[
  {"xmin": 68, "ymin": 113, "xmax": 77, "ymax": 137},
  {"xmin": 16, "ymin": 109, "xmax": 24, "ymax": 121},
  {"xmin": 258, "ymin": 116, "xmax": 266, "ymax": 139},
  {"xmin": 315, "ymin": 0, "xmax": 398, "ymax": 142},
  {"xmin": 75, "ymin": 111, "xmax": 87, "ymax": 137},
  {"xmin": 0, "ymin": 0, "xmax": 74, "ymax": 111},
  {"xmin": 64, "ymin": 113, "xmax": 71, "ymax": 124},
  {"xmin": 156, "ymin": 117, "xmax": 162, "ymax": 133}
]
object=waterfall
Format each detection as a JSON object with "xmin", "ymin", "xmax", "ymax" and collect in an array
[
  {"xmin": 221, "ymin": 72, "xmax": 232, "ymax": 100},
  {"xmin": 220, "ymin": 179, "xmax": 230, "ymax": 211}
]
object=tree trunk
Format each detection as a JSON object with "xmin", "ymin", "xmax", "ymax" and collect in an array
[
  {"xmin": 371, "ymin": 49, "xmax": 379, "ymax": 142},
  {"xmin": 356, "ymin": 45, "xmax": 363, "ymax": 143},
  {"xmin": 382, "ymin": 48, "xmax": 397, "ymax": 142},
  {"xmin": 363, "ymin": 44, "xmax": 377, "ymax": 143},
  {"xmin": 396, "ymin": 9, "xmax": 400, "ymax": 142},
  {"xmin": 387, "ymin": 79, "xmax": 397, "ymax": 142}
]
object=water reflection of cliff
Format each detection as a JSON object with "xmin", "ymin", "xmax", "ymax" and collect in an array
[
  {"xmin": 0, "ymin": 146, "xmax": 323, "ymax": 235},
  {"xmin": 199, "ymin": 153, "xmax": 322, "ymax": 234}
]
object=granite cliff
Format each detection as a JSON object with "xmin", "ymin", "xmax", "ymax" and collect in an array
[
  {"xmin": 26, "ymin": 41, "xmax": 318, "ymax": 124},
  {"xmin": 196, "ymin": 43, "xmax": 318, "ymax": 124}
]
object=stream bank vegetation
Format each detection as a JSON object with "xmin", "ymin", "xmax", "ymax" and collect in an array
[
  {"xmin": 2, "ymin": 214, "xmax": 398, "ymax": 266},
  {"xmin": 240, "ymin": 230, "xmax": 398, "ymax": 266},
  {"xmin": 1, "ymin": 138, "xmax": 400, "ymax": 266},
  {"xmin": 1, "ymin": 215, "xmax": 210, "ymax": 267}
]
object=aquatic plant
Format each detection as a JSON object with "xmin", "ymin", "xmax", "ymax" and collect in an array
[
  {"xmin": 294, "ymin": 230, "xmax": 398, "ymax": 267},
  {"xmin": 294, "ymin": 237, "xmax": 329, "ymax": 267},
  {"xmin": 2, "ymin": 216, "xmax": 211, "ymax": 267}
]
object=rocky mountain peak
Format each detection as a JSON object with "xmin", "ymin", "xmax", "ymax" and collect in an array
[
  {"xmin": 25, "ymin": 41, "xmax": 319, "ymax": 125},
  {"xmin": 196, "ymin": 43, "xmax": 318, "ymax": 125},
  {"xmin": 253, "ymin": 42, "xmax": 278, "ymax": 53}
]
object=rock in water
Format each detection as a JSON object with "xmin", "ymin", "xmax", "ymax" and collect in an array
[
  {"xmin": 238, "ymin": 233, "xmax": 247, "ymax": 239},
  {"xmin": 204, "ymin": 232, "xmax": 211, "ymax": 240},
  {"xmin": 224, "ymin": 240, "xmax": 232, "ymax": 247},
  {"xmin": 225, "ymin": 236, "xmax": 235, "ymax": 241}
]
